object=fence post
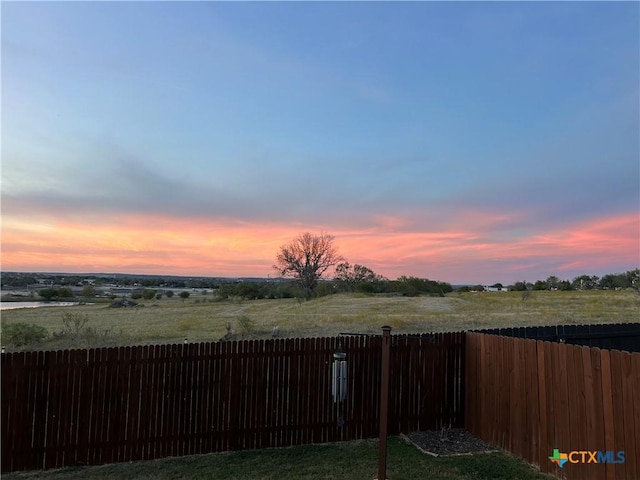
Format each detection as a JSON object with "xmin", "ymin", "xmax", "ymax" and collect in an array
[{"xmin": 377, "ymin": 326, "xmax": 392, "ymax": 480}]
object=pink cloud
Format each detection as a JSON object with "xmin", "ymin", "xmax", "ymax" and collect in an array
[
  {"xmin": 1, "ymin": 211, "xmax": 637, "ymax": 283},
  {"xmin": 333, "ymin": 212, "xmax": 638, "ymax": 281}
]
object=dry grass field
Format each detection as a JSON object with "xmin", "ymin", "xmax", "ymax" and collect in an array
[{"xmin": 1, "ymin": 290, "xmax": 638, "ymax": 351}]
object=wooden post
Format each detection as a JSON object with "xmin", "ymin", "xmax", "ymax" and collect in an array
[{"xmin": 378, "ymin": 326, "xmax": 392, "ymax": 480}]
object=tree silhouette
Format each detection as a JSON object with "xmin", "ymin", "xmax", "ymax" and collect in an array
[{"xmin": 274, "ymin": 232, "xmax": 343, "ymax": 298}]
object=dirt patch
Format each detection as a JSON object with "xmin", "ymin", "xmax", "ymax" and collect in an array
[{"xmin": 402, "ymin": 428, "xmax": 498, "ymax": 457}]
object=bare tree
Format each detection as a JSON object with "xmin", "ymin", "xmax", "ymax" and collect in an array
[
  {"xmin": 274, "ymin": 232, "xmax": 343, "ymax": 298},
  {"xmin": 335, "ymin": 262, "xmax": 381, "ymax": 292}
]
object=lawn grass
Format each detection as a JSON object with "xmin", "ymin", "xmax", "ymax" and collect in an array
[
  {"xmin": 1, "ymin": 290, "xmax": 638, "ymax": 351},
  {"xmin": 2, "ymin": 436, "xmax": 552, "ymax": 480}
]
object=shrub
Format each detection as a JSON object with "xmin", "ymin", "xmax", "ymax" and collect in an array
[
  {"xmin": 52, "ymin": 312, "xmax": 120, "ymax": 348},
  {"xmin": 57, "ymin": 287, "xmax": 74, "ymax": 298},
  {"xmin": 59, "ymin": 312, "xmax": 90, "ymax": 336},
  {"xmin": 38, "ymin": 288, "xmax": 58, "ymax": 301},
  {"xmin": 315, "ymin": 282, "xmax": 337, "ymax": 297},
  {"xmin": 237, "ymin": 315, "xmax": 255, "ymax": 336},
  {"xmin": 81, "ymin": 285, "xmax": 96, "ymax": 297},
  {"xmin": 220, "ymin": 320, "xmax": 236, "ymax": 341},
  {"xmin": 2, "ymin": 323, "xmax": 48, "ymax": 347},
  {"xmin": 142, "ymin": 289, "xmax": 157, "ymax": 300}
]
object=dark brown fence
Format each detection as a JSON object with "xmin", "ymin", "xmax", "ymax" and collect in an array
[
  {"xmin": 475, "ymin": 322, "xmax": 640, "ymax": 353},
  {"xmin": 1, "ymin": 333, "xmax": 465, "ymax": 473},
  {"xmin": 466, "ymin": 332, "xmax": 640, "ymax": 480}
]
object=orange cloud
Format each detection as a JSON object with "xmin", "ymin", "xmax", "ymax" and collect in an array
[
  {"xmin": 1, "ymin": 211, "xmax": 637, "ymax": 282},
  {"xmin": 333, "ymin": 212, "xmax": 638, "ymax": 279},
  {"xmin": 2, "ymin": 215, "xmax": 299, "ymax": 276}
]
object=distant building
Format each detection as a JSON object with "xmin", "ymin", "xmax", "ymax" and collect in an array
[{"xmin": 484, "ymin": 286, "xmax": 508, "ymax": 292}]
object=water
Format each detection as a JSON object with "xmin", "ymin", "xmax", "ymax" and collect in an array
[{"xmin": 0, "ymin": 301, "xmax": 78, "ymax": 311}]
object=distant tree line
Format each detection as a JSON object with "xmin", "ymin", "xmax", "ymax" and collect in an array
[
  {"xmin": 115, "ymin": 277, "xmax": 220, "ymax": 289},
  {"xmin": 215, "ymin": 274, "xmax": 453, "ymax": 301},
  {"xmin": 27, "ymin": 268, "xmax": 635, "ymax": 303},
  {"xmin": 505, "ymin": 269, "xmax": 639, "ymax": 292},
  {"xmin": 0, "ymin": 273, "xmax": 221, "ymax": 290},
  {"xmin": 455, "ymin": 270, "xmax": 638, "ymax": 293}
]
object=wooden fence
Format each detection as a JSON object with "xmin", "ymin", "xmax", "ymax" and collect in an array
[
  {"xmin": 465, "ymin": 332, "xmax": 640, "ymax": 480},
  {"xmin": 1, "ymin": 333, "xmax": 465, "ymax": 473}
]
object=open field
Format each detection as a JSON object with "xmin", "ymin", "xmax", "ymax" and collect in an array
[
  {"xmin": 1, "ymin": 436, "xmax": 552, "ymax": 480},
  {"xmin": 1, "ymin": 290, "xmax": 638, "ymax": 351}
]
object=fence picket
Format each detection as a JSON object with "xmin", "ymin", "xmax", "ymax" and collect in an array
[
  {"xmin": 610, "ymin": 350, "xmax": 626, "ymax": 479},
  {"xmin": 590, "ymin": 348, "xmax": 607, "ymax": 479},
  {"xmin": 580, "ymin": 346, "xmax": 598, "ymax": 480},
  {"xmin": 509, "ymin": 337, "xmax": 522, "ymax": 457},
  {"xmin": 631, "ymin": 353, "xmax": 640, "ymax": 480},
  {"xmin": 536, "ymin": 341, "xmax": 548, "ymax": 473},
  {"xmin": 620, "ymin": 351, "xmax": 637, "ymax": 480},
  {"xmin": 568, "ymin": 344, "xmax": 587, "ymax": 479},
  {"xmin": 523, "ymin": 339, "xmax": 538, "ymax": 466}
]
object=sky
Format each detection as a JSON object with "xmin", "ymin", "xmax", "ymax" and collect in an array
[{"xmin": 1, "ymin": 1, "xmax": 638, "ymax": 285}]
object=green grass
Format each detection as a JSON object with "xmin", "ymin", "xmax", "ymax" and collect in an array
[
  {"xmin": 1, "ymin": 290, "xmax": 638, "ymax": 351},
  {"xmin": 2, "ymin": 436, "xmax": 552, "ymax": 480}
]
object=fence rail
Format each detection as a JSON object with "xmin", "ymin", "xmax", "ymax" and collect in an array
[
  {"xmin": 465, "ymin": 332, "xmax": 640, "ymax": 480},
  {"xmin": 1, "ymin": 333, "xmax": 465, "ymax": 473},
  {"xmin": 474, "ymin": 322, "xmax": 640, "ymax": 353}
]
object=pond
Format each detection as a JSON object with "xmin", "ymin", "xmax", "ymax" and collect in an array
[{"xmin": 0, "ymin": 301, "xmax": 78, "ymax": 311}]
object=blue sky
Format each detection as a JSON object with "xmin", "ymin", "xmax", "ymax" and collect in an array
[{"xmin": 2, "ymin": 1, "xmax": 638, "ymax": 284}]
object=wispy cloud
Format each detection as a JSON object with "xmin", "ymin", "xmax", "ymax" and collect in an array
[{"xmin": 2, "ymin": 2, "xmax": 637, "ymax": 282}]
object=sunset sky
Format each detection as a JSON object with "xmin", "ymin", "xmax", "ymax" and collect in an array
[{"xmin": 2, "ymin": 2, "xmax": 638, "ymax": 285}]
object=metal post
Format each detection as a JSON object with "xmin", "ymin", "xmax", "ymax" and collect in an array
[{"xmin": 378, "ymin": 326, "xmax": 392, "ymax": 480}]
